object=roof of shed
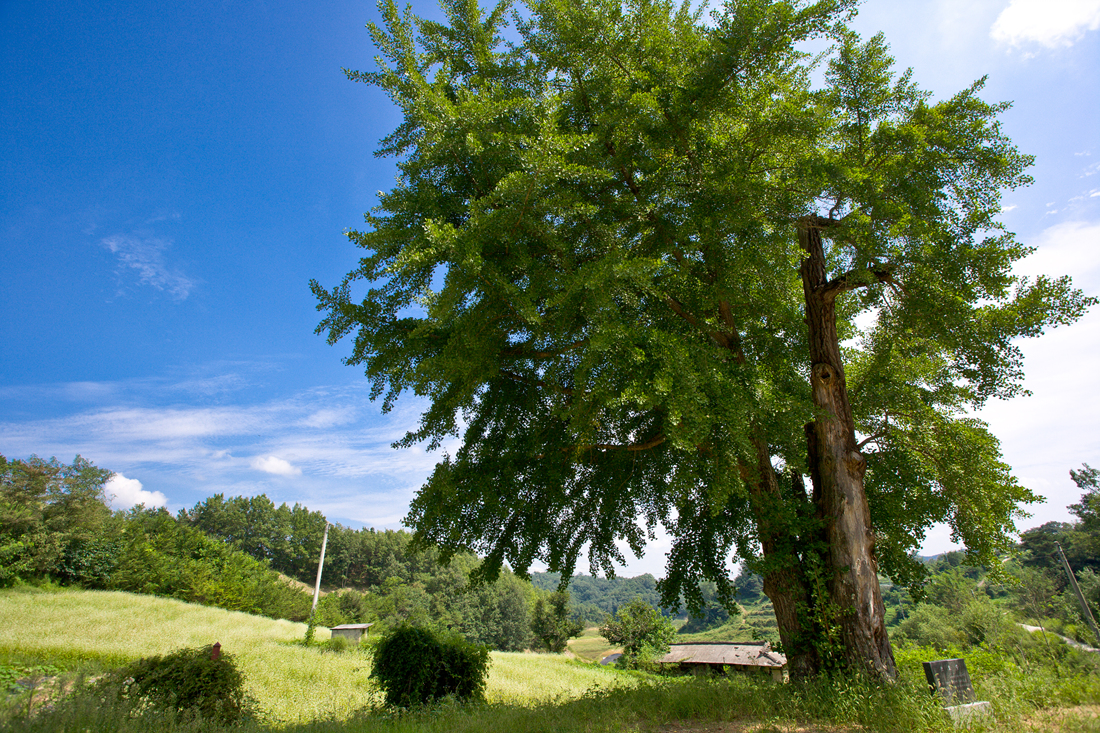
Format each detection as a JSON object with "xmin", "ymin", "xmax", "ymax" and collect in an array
[
  {"xmin": 330, "ymin": 623, "xmax": 374, "ymax": 630},
  {"xmin": 658, "ymin": 642, "xmax": 786, "ymax": 668}
]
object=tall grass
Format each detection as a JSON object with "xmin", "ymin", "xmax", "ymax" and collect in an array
[
  {"xmin": 3, "ymin": 588, "xmax": 1099, "ymax": 732},
  {"xmin": 5, "ymin": 658, "xmax": 1100, "ymax": 732},
  {"xmin": 0, "ymin": 588, "xmax": 627, "ymax": 723},
  {"xmin": 0, "ymin": 673, "xmax": 965, "ymax": 733}
]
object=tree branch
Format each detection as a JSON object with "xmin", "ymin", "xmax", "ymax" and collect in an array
[
  {"xmin": 500, "ymin": 339, "xmax": 588, "ymax": 360},
  {"xmin": 587, "ymin": 434, "xmax": 666, "ymax": 452},
  {"xmin": 663, "ymin": 295, "xmax": 734, "ymax": 350},
  {"xmin": 534, "ymin": 434, "xmax": 667, "ymax": 460},
  {"xmin": 500, "ymin": 370, "xmax": 575, "ymax": 396},
  {"xmin": 819, "ymin": 264, "xmax": 897, "ymax": 301}
]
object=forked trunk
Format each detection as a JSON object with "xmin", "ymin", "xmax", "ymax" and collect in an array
[
  {"xmin": 742, "ymin": 439, "xmax": 822, "ymax": 679},
  {"xmin": 798, "ymin": 218, "xmax": 896, "ymax": 679}
]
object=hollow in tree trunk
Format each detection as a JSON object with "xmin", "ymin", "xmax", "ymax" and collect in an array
[{"xmin": 798, "ymin": 217, "xmax": 896, "ymax": 679}]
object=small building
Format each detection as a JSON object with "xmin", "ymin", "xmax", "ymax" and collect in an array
[
  {"xmin": 329, "ymin": 623, "xmax": 373, "ymax": 644},
  {"xmin": 657, "ymin": 642, "xmax": 787, "ymax": 682}
]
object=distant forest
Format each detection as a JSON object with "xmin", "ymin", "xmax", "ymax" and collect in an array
[
  {"xmin": 0, "ymin": 454, "xmax": 676, "ymax": 651},
  {"xmin": 4, "ymin": 452, "xmax": 1098, "ymax": 653}
]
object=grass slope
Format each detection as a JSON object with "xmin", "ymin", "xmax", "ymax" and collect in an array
[
  {"xmin": 0, "ymin": 588, "xmax": 627, "ymax": 723},
  {"xmin": 4, "ymin": 588, "xmax": 1098, "ymax": 732},
  {"xmin": 566, "ymin": 627, "xmax": 616, "ymax": 662}
]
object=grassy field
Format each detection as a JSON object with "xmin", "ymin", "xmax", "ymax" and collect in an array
[
  {"xmin": 0, "ymin": 587, "xmax": 629, "ymax": 723},
  {"xmin": 2, "ymin": 587, "xmax": 1099, "ymax": 732},
  {"xmin": 566, "ymin": 627, "xmax": 617, "ymax": 662}
]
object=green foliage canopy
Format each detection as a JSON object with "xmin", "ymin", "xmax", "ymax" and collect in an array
[
  {"xmin": 1069, "ymin": 464, "xmax": 1100, "ymax": 532},
  {"xmin": 0, "ymin": 453, "xmax": 113, "ymax": 586},
  {"xmin": 314, "ymin": 0, "xmax": 1091, "ymax": 636}
]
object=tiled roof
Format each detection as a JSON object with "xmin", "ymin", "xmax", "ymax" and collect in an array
[{"xmin": 658, "ymin": 642, "xmax": 786, "ymax": 668}]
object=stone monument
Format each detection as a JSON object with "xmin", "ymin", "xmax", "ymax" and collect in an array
[{"xmin": 922, "ymin": 658, "xmax": 992, "ymax": 725}]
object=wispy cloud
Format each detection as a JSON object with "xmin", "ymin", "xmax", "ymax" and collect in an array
[
  {"xmin": 101, "ymin": 234, "xmax": 196, "ymax": 300},
  {"xmin": 0, "ymin": 378, "xmax": 451, "ymax": 530},
  {"xmin": 991, "ymin": 0, "xmax": 1100, "ymax": 48},
  {"xmin": 300, "ymin": 408, "xmax": 357, "ymax": 429}
]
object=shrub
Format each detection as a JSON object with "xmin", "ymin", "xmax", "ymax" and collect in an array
[
  {"xmin": 600, "ymin": 597, "xmax": 677, "ymax": 669},
  {"xmin": 890, "ymin": 603, "xmax": 965, "ymax": 651},
  {"xmin": 322, "ymin": 635, "xmax": 352, "ymax": 653},
  {"xmin": 303, "ymin": 611, "xmax": 318, "ymax": 645},
  {"xmin": 370, "ymin": 625, "xmax": 490, "ymax": 708},
  {"xmin": 56, "ymin": 537, "xmax": 119, "ymax": 588},
  {"xmin": 104, "ymin": 643, "xmax": 251, "ymax": 725}
]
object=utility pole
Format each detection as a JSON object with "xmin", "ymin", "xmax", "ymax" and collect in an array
[
  {"xmin": 312, "ymin": 522, "xmax": 331, "ymax": 614},
  {"xmin": 1054, "ymin": 541, "xmax": 1100, "ymax": 647}
]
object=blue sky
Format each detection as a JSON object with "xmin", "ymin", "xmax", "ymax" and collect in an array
[{"xmin": 2, "ymin": 0, "xmax": 1098, "ymax": 577}]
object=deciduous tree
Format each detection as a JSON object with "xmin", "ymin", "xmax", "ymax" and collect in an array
[
  {"xmin": 0, "ymin": 453, "xmax": 114, "ymax": 585},
  {"xmin": 314, "ymin": 0, "xmax": 1093, "ymax": 677},
  {"xmin": 600, "ymin": 597, "xmax": 677, "ymax": 668}
]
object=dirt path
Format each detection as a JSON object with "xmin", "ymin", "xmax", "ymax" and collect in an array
[
  {"xmin": 651, "ymin": 724, "xmax": 851, "ymax": 732},
  {"xmin": 644, "ymin": 706, "xmax": 1100, "ymax": 733},
  {"xmin": 1018, "ymin": 624, "xmax": 1100, "ymax": 652}
]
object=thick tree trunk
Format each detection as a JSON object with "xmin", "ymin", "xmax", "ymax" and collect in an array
[
  {"xmin": 742, "ymin": 439, "xmax": 821, "ymax": 679},
  {"xmin": 798, "ymin": 218, "xmax": 896, "ymax": 679}
]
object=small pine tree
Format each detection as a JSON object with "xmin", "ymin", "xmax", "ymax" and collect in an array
[{"xmin": 531, "ymin": 590, "xmax": 583, "ymax": 653}]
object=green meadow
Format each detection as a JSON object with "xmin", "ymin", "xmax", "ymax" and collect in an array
[
  {"xmin": 2, "ymin": 587, "xmax": 1099, "ymax": 732},
  {"xmin": 0, "ymin": 587, "xmax": 630, "ymax": 723}
]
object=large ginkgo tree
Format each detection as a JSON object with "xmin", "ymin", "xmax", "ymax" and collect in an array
[{"xmin": 313, "ymin": 0, "xmax": 1094, "ymax": 677}]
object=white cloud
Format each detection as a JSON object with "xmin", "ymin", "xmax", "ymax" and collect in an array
[
  {"xmin": 920, "ymin": 219, "xmax": 1100, "ymax": 555},
  {"xmin": 250, "ymin": 455, "xmax": 302, "ymax": 476},
  {"xmin": 1014, "ymin": 219, "xmax": 1100, "ymax": 288},
  {"xmin": 104, "ymin": 474, "xmax": 168, "ymax": 509},
  {"xmin": 101, "ymin": 234, "xmax": 196, "ymax": 300},
  {"xmin": 991, "ymin": 0, "xmax": 1100, "ymax": 47},
  {"xmin": 0, "ymin": 379, "xmax": 454, "ymax": 535}
]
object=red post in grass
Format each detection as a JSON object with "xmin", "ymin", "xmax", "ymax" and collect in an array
[{"xmin": 211, "ymin": 642, "xmax": 221, "ymax": 661}]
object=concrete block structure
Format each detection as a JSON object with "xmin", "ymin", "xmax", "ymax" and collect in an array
[{"xmin": 329, "ymin": 623, "xmax": 373, "ymax": 644}]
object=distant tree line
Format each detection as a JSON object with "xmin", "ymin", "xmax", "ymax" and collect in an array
[
  {"xmin": 0, "ymin": 453, "xmax": 596, "ymax": 651},
  {"xmin": 530, "ymin": 571, "xmax": 666, "ymax": 625},
  {"xmin": 726, "ymin": 464, "xmax": 1100, "ymax": 651},
  {"xmin": 0, "ymin": 454, "xmax": 310, "ymax": 620},
  {"xmin": 26, "ymin": 452, "xmax": 1093, "ymax": 657}
]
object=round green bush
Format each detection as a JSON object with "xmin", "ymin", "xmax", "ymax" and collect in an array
[
  {"xmin": 106, "ymin": 644, "xmax": 251, "ymax": 725},
  {"xmin": 370, "ymin": 625, "xmax": 490, "ymax": 708}
]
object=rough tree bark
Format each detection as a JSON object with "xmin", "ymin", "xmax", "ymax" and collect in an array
[
  {"xmin": 742, "ymin": 438, "xmax": 823, "ymax": 679},
  {"xmin": 798, "ymin": 216, "xmax": 896, "ymax": 679}
]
